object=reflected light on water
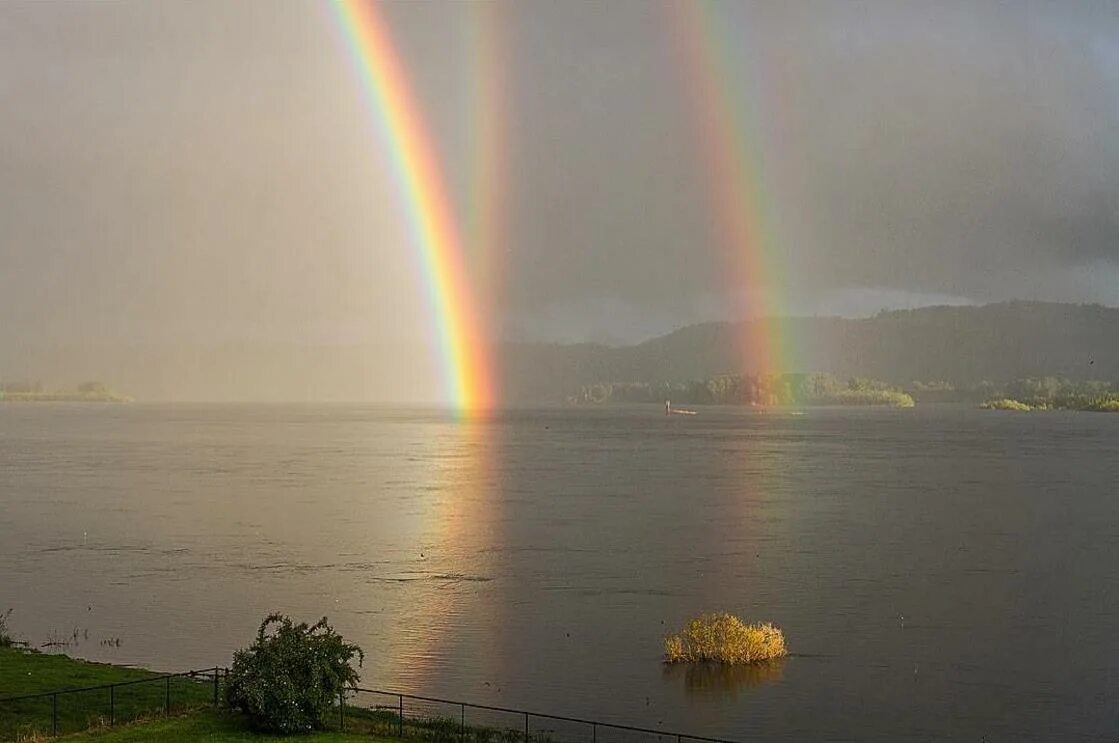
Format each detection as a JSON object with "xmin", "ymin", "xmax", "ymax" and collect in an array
[{"xmin": 375, "ymin": 413, "xmax": 502, "ymax": 692}]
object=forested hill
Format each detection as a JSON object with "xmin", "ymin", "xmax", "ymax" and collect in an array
[{"xmin": 499, "ymin": 302, "xmax": 1119, "ymax": 402}]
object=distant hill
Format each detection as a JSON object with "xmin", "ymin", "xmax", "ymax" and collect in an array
[
  {"xmin": 5, "ymin": 302, "xmax": 1115, "ymax": 403},
  {"xmin": 499, "ymin": 302, "xmax": 1119, "ymax": 402}
]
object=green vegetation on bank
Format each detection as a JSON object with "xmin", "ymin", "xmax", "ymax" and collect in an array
[
  {"xmin": 0, "ymin": 381, "xmax": 130, "ymax": 403},
  {"xmin": 572, "ymin": 373, "xmax": 915, "ymax": 408},
  {"xmin": 0, "ymin": 646, "xmax": 214, "ymax": 741},
  {"xmin": 57, "ymin": 708, "xmax": 391, "ymax": 743},
  {"xmin": 0, "ymin": 614, "xmax": 366, "ymax": 741},
  {"xmin": 570, "ymin": 372, "xmax": 1119, "ymax": 412},
  {"xmin": 0, "ymin": 612, "xmax": 13, "ymax": 649},
  {"xmin": 980, "ymin": 398, "xmax": 1035, "ymax": 411},
  {"xmin": 965, "ymin": 377, "xmax": 1119, "ymax": 412},
  {"xmin": 0, "ymin": 646, "xmax": 163, "ymax": 698},
  {"xmin": 225, "ymin": 615, "xmax": 362, "ymax": 734}
]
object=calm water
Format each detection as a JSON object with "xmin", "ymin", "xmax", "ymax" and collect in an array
[{"xmin": 3, "ymin": 404, "xmax": 1118, "ymax": 741}]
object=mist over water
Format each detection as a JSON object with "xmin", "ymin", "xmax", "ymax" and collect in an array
[{"xmin": 4, "ymin": 403, "xmax": 1118, "ymax": 742}]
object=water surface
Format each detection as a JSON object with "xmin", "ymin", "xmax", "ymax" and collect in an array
[{"xmin": 3, "ymin": 403, "xmax": 1118, "ymax": 741}]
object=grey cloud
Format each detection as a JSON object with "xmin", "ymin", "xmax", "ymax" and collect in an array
[{"xmin": 2, "ymin": 0, "xmax": 1118, "ymax": 359}]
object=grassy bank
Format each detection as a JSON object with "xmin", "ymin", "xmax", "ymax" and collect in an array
[
  {"xmin": 0, "ymin": 647, "xmax": 163, "ymax": 697},
  {"xmin": 0, "ymin": 647, "xmax": 214, "ymax": 741},
  {"xmin": 3, "ymin": 648, "xmax": 441, "ymax": 743},
  {"xmin": 58, "ymin": 708, "xmax": 389, "ymax": 742}
]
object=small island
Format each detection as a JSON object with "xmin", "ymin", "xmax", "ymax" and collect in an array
[
  {"xmin": 974, "ymin": 377, "xmax": 1119, "ymax": 412},
  {"xmin": 0, "ymin": 381, "xmax": 131, "ymax": 403}
]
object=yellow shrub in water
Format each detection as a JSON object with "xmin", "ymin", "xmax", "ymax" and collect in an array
[
  {"xmin": 980, "ymin": 398, "xmax": 1033, "ymax": 411},
  {"xmin": 664, "ymin": 613, "xmax": 787, "ymax": 664}
]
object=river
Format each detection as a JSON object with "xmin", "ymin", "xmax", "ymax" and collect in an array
[{"xmin": 3, "ymin": 403, "xmax": 1117, "ymax": 741}]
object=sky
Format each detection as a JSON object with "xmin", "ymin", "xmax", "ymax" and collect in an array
[{"xmin": 2, "ymin": 0, "xmax": 1118, "ymax": 356}]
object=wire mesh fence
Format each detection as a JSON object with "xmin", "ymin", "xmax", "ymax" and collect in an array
[
  {"xmin": 340, "ymin": 689, "xmax": 737, "ymax": 743},
  {"xmin": 2, "ymin": 672, "xmax": 736, "ymax": 743},
  {"xmin": 0, "ymin": 667, "xmax": 221, "ymax": 741}
]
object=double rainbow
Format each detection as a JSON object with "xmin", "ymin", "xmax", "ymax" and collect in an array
[{"xmin": 336, "ymin": 0, "xmax": 791, "ymax": 405}]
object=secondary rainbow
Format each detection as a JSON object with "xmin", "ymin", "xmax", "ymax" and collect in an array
[
  {"xmin": 333, "ymin": 0, "xmax": 493, "ymax": 411},
  {"xmin": 672, "ymin": 1, "xmax": 791, "ymax": 376}
]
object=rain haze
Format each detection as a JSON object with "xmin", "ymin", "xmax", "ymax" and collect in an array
[
  {"xmin": 2, "ymin": 0, "xmax": 1118, "ymax": 399},
  {"xmin": 8, "ymin": 5, "xmax": 1119, "ymax": 743}
]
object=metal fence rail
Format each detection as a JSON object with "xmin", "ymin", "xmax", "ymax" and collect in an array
[
  {"xmin": 2, "ymin": 670, "xmax": 739, "ymax": 743},
  {"xmin": 0, "ymin": 667, "xmax": 223, "ymax": 740},
  {"xmin": 342, "ymin": 688, "xmax": 738, "ymax": 743}
]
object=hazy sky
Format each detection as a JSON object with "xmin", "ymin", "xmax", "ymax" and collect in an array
[{"xmin": 3, "ymin": 0, "xmax": 1118, "ymax": 350}]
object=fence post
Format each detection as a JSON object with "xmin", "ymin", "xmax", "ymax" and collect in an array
[
  {"xmin": 460, "ymin": 703, "xmax": 465, "ymax": 743},
  {"xmin": 109, "ymin": 684, "xmax": 115, "ymax": 726},
  {"xmin": 524, "ymin": 712, "xmax": 529, "ymax": 743},
  {"xmin": 52, "ymin": 693, "xmax": 58, "ymax": 736},
  {"xmin": 592, "ymin": 722, "xmax": 596, "ymax": 743},
  {"xmin": 213, "ymin": 668, "xmax": 219, "ymax": 706},
  {"xmin": 339, "ymin": 691, "xmax": 345, "ymax": 732},
  {"xmin": 165, "ymin": 676, "xmax": 170, "ymax": 715},
  {"xmin": 398, "ymin": 694, "xmax": 404, "ymax": 737}
]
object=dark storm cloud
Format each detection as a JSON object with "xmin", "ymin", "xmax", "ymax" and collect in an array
[
  {"xmin": 477, "ymin": 0, "xmax": 1119, "ymax": 326},
  {"xmin": 771, "ymin": 0, "xmax": 1119, "ymax": 298}
]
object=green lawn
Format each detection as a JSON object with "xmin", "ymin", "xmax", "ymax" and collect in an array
[
  {"xmin": 0, "ymin": 648, "xmax": 498, "ymax": 743},
  {"xmin": 0, "ymin": 647, "xmax": 215, "ymax": 741},
  {"xmin": 59, "ymin": 708, "xmax": 392, "ymax": 742},
  {"xmin": 0, "ymin": 647, "xmax": 172, "ymax": 697}
]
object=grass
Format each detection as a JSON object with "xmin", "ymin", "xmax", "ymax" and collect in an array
[
  {"xmin": 0, "ymin": 648, "xmax": 518, "ymax": 743},
  {"xmin": 0, "ymin": 647, "xmax": 167, "ymax": 697},
  {"xmin": 664, "ymin": 613, "xmax": 787, "ymax": 664},
  {"xmin": 0, "ymin": 647, "xmax": 214, "ymax": 741},
  {"xmin": 1, "ymin": 646, "xmax": 569, "ymax": 743},
  {"xmin": 55, "ymin": 708, "xmax": 391, "ymax": 742}
]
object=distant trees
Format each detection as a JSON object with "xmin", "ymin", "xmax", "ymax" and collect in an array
[
  {"xmin": 0, "ymin": 381, "xmax": 127, "ymax": 402},
  {"xmin": 572, "ymin": 373, "xmax": 915, "ymax": 408},
  {"xmin": 0, "ymin": 380, "xmax": 42, "ymax": 394},
  {"xmin": 571, "ymin": 374, "xmax": 1119, "ymax": 412},
  {"xmin": 976, "ymin": 377, "xmax": 1119, "ymax": 412},
  {"xmin": 78, "ymin": 381, "xmax": 110, "ymax": 397}
]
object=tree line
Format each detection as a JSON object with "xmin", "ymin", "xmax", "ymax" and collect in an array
[{"xmin": 570, "ymin": 373, "xmax": 914, "ymax": 407}]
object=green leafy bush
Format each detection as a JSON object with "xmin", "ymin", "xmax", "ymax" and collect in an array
[
  {"xmin": 664, "ymin": 613, "xmax": 787, "ymax": 664},
  {"xmin": 225, "ymin": 614, "xmax": 363, "ymax": 734}
]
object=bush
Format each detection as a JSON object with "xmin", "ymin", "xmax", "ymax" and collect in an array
[
  {"xmin": 664, "ymin": 613, "xmax": 787, "ymax": 664},
  {"xmin": 980, "ymin": 398, "xmax": 1034, "ymax": 411},
  {"xmin": 225, "ymin": 614, "xmax": 363, "ymax": 734},
  {"xmin": 0, "ymin": 608, "xmax": 13, "ymax": 647}
]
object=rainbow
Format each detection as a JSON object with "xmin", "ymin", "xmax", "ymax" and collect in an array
[
  {"xmin": 672, "ymin": 2, "xmax": 791, "ymax": 376},
  {"xmin": 333, "ymin": 0, "xmax": 494, "ymax": 412}
]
